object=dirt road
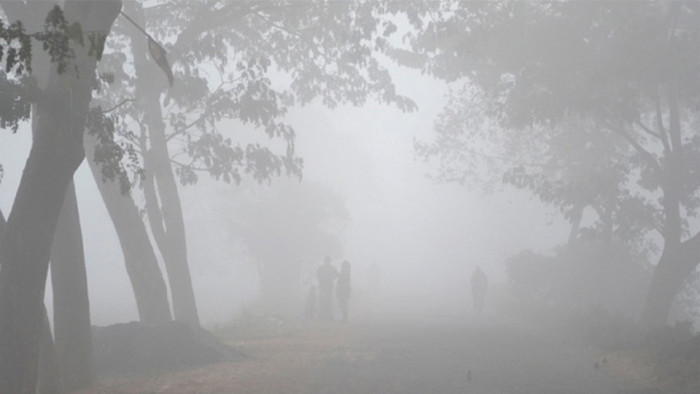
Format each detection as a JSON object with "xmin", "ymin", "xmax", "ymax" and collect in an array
[
  {"xmin": 302, "ymin": 315, "xmax": 628, "ymax": 394},
  {"xmin": 80, "ymin": 307, "xmax": 692, "ymax": 394}
]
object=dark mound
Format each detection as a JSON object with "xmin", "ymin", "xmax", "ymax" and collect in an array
[{"xmin": 92, "ymin": 321, "xmax": 249, "ymax": 377}]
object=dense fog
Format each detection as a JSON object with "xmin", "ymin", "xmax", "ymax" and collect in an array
[
  {"xmin": 2, "ymin": 1, "xmax": 700, "ymax": 393},
  {"xmin": 1, "ymin": 64, "xmax": 569, "ymax": 326}
]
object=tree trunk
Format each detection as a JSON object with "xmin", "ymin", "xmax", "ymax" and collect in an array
[
  {"xmin": 640, "ymin": 83, "xmax": 688, "ymax": 327},
  {"xmin": 0, "ymin": 107, "xmax": 85, "ymax": 394},
  {"xmin": 2, "ymin": 213, "xmax": 65, "ymax": 394},
  {"xmin": 567, "ymin": 204, "xmax": 584, "ymax": 245},
  {"xmin": 85, "ymin": 133, "xmax": 172, "ymax": 324},
  {"xmin": 2, "ymin": 212, "xmax": 64, "ymax": 394},
  {"xmin": 50, "ymin": 181, "xmax": 93, "ymax": 390},
  {"xmin": 142, "ymin": 138, "xmax": 200, "ymax": 325},
  {"xmin": 37, "ymin": 306, "xmax": 64, "ymax": 394},
  {"xmin": 0, "ymin": 2, "xmax": 121, "ymax": 392},
  {"xmin": 642, "ymin": 231, "xmax": 700, "ymax": 327},
  {"xmin": 127, "ymin": 3, "xmax": 199, "ymax": 325},
  {"xmin": 641, "ymin": 248, "xmax": 686, "ymax": 326}
]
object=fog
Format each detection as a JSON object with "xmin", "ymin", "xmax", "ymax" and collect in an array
[
  {"xmin": 2, "ymin": 1, "xmax": 700, "ymax": 393},
  {"xmin": 0, "ymin": 66, "xmax": 567, "ymax": 326}
]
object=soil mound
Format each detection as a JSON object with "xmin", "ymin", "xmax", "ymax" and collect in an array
[{"xmin": 92, "ymin": 321, "xmax": 248, "ymax": 377}]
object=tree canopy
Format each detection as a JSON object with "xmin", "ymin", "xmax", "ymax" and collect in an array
[{"xmin": 395, "ymin": 1, "xmax": 700, "ymax": 325}]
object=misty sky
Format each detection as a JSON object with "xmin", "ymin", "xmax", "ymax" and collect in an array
[{"xmin": 0, "ymin": 59, "xmax": 569, "ymax": 326}]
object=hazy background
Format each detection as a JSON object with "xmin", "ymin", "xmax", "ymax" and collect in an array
[{"xmin": 0, "ymin": 61, "xmax": 568, "ymax": 327}]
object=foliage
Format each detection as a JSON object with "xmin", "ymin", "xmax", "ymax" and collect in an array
[
  {"xmin": 0, "ymin": 6, "xmax": 68, "ymax": 132},
  {"xmin": 94, "ymin": 0, "xmax": 416, "ymax": 190},
  {"xmin": 86, "ymin": 107, "xmax": 144, "ymax": 194},
  {"xmin": 0, "ymin": 17, "xmax": 33, "ymax": 76},
  {"xmin": 0, "ymin": 4, "xmax": 118, "ymax": 134},
  {"xmin": 398, "ymin": 2, "xmax": 700, "ymax": 265},
  {"xmin": 506, "ymin": 237, "xmax": 651, "ymax": 316}
]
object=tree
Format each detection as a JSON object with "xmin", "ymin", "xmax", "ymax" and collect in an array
[
  {"xmin": 85, "ymin": 124, "xmax": 172, "ymax": 324},
  {"xmin": 232, "ymin": 179, "xmax": 348, "ymax": 313},
  {"xmin": 49, "ymin": 182, "xmax": 93, "ymax": 390},
  {"xmin": 394, "ymin": 1, "xmax": 700, "ymax": 326},
  {"xmin": 0, "ymin": 2, "xmax": 121, "ymax": 392},
  {"xmin": 90, "ymin": 0, "xmax": 414, "ymax": 325}
]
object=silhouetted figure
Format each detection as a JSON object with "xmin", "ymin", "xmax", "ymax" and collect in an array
[
  {"xmin": 304, "ymin": 286, "xmax": 317, "ymax": 321},
  {"xmin": 471, "ymin": 266, "xmax": 488, "ymax": 313},
  {"xmin": 317, "ymin": 256, "xmax": 339, "ymax": 320},
  {"xmin": 336, "ymin": 260, "xmax": 352, "ymax": 322}
]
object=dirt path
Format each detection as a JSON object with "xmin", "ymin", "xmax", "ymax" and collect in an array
[
  {"xmin": 78, "ymin": 311, "xmax": 681, "ymax": 394},
  {"xmin": 302, "ymin": 316, "xmax": 629, "ymax": 394}
]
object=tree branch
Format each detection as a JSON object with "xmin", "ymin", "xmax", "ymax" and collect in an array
[
  {"xmin": 667, "ymin": 82, "xmax": 682, "ymax": 154},
  {"xmin": 609, "ymin": 125, "xmax": 662, "ymax": 174},
  {"xmin": 653, "ymin": 92, "xmax": 671, "ymax": 153},
  {"xmin": 168, "ymin": 2, "xmax": 262, "ymax": 65},
  {"xmin": 253, "ymin": 9, "xmax": 335, "ymax": 68},
  {"xmin": 170, "ymin": 159, "xmax": 213, "ymax": 173},
  {"xmin": 101, "ymin": 98, "xmax": 134, "ymax": 114},
  {"xmin": 679, "ymin": 229, "xmax": 700, "ymax": 271},
  {"xmin": 633, "ymin": 119, "xmax": 662, "ymax": 140}
]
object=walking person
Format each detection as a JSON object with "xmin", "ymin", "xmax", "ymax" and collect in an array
[{"xmin": 317, "ymin": 256, "xmax": 338, "ymax": 320}]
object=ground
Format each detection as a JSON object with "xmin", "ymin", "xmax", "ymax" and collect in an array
[{"xmin": 77, "ymin": 305, "xmax": 700, "ymax": 394}]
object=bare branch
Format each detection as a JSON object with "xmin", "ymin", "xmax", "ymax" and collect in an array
[
  {"xmin": 101, "ymin": 98, "xmax": 134, "ymax": 114},
  {"xmin": 609, "ymin": 125, "xmax": 662, "ymax": 174},
  {"xmin": 633, "ymin": 120, "xmax": 662, "ymax": 140},
  {"xmin": 653, "ymin": 92, "xmax": 671, "ymax": 153},
  {"xmin": 168, "ymin": 2, "xmax": 263, "ymax": 65}
]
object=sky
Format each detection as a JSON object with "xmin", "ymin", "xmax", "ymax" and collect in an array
[{"xmin": 0, "ymin": 59, "xmax": 571, "ymax": 327}]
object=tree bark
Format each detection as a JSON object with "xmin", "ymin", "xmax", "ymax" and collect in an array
[
  {"xmin": 2, "ymin": 212, "xmax": 64, "ymax": 394},
  {"xmin": 37, "ymin": 306, "xmax": 64, "ymax": 394},
  {"xmin": 141, "ymin": 133, "xmax": 200, "ymax": 325},
  {"xmin": 640, "ymin": 83, "xmax": 689, "ymax": 327},
  {"xmin": 567, "ymin": 204, "xmax": 584, "ymax": 245},
  {"xmin": 641, "ymin": 248, "xmax": 685, "ymax": 326},
  {"xmin": 0, "ymin": 2, "xmax": 121, "ymax": 392},
  {"xmin": 127, "ymin": 3, "xmax": 199, "ymax": 325},
  {"xmin": 642, "ymin": 230, "xmax": 700, "ymax": 326},
  {"xmin": 85, "ymin": 133, "xmax": 172, "ymax": 324},
  {"xmin": 2, "ymin": 213, "xmax": 64, "ymax": 394},
  {"xmin": 50, "ymin": 181, "xmax": 93, "ymax": 390}
]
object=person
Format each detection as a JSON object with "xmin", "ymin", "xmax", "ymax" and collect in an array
[
  {"xmin": 336, "ymin": 260, "xmax": 351, "ymax": 322},
  {"xmin": 317, "ymin": 256, "xmax": 338, "ymax": 320},
  {"xmin": 471, "ymin": 266, "xmax": 488, "ymax": 313}
]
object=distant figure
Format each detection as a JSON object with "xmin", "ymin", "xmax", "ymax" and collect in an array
[
  {"xmin": 304, "ymin": 286, "xmax": 317, "ymax": 321},
  {"xmin": 317, "ymin": 256, "xmax": 339, "ymax": 320},
  {"xmin": 471, "ymin": 266, "xmax": 488, "ymax": 313},
  {"xmin": 336, "ymin": 260, "xmax": 352, "ymax": 322}
]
